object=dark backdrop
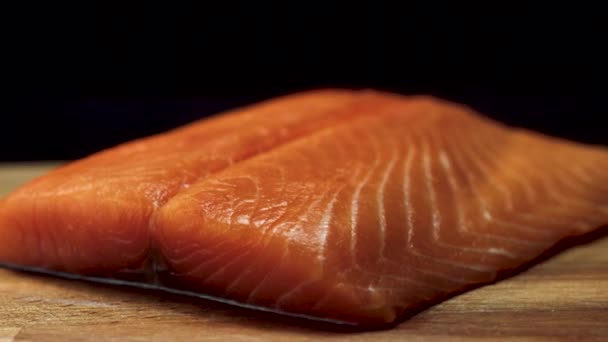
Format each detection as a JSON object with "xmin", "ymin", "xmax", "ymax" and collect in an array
[{"xmin": 2, "ymin": 3, "xmax": 606, "ymax": 161}]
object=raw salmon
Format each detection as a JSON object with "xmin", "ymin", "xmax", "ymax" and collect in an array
[{"xmin": 0, "ymin": 89, "xmax": 607, "ymax": 327}]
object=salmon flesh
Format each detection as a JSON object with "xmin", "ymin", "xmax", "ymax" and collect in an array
[{"xmin": 1, "ymin": 89, "xmax": 607, "ymax": 327}]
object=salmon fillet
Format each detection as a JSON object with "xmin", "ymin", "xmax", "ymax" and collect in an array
[{"xmin": 1, "ymin": 89, "xmax": 607, "ymax": 327}]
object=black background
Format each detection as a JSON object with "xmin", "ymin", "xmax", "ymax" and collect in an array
[{"xmin": 2, "ymin": 3, "xmax": 606, "ymax": 161}]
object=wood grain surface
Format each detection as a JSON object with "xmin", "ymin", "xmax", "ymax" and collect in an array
[{"xmin": 1, "ymin": 163, "xmax": 607, "ymax": 341}]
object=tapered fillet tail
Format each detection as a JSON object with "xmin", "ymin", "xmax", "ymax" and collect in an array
[{"xmin": 0, "ymin": 89, "xmax": 607, "ymax": 327}]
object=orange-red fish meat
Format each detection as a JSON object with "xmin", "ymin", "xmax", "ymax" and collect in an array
[{"xmin": 1, "ymin": 89, "xmax": 607, "ymax": 327}]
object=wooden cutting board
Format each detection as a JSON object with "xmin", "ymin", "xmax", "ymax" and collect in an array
[{"xmin": 1, "ymin": 163, "xmax": 607, "ymax": 341}]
